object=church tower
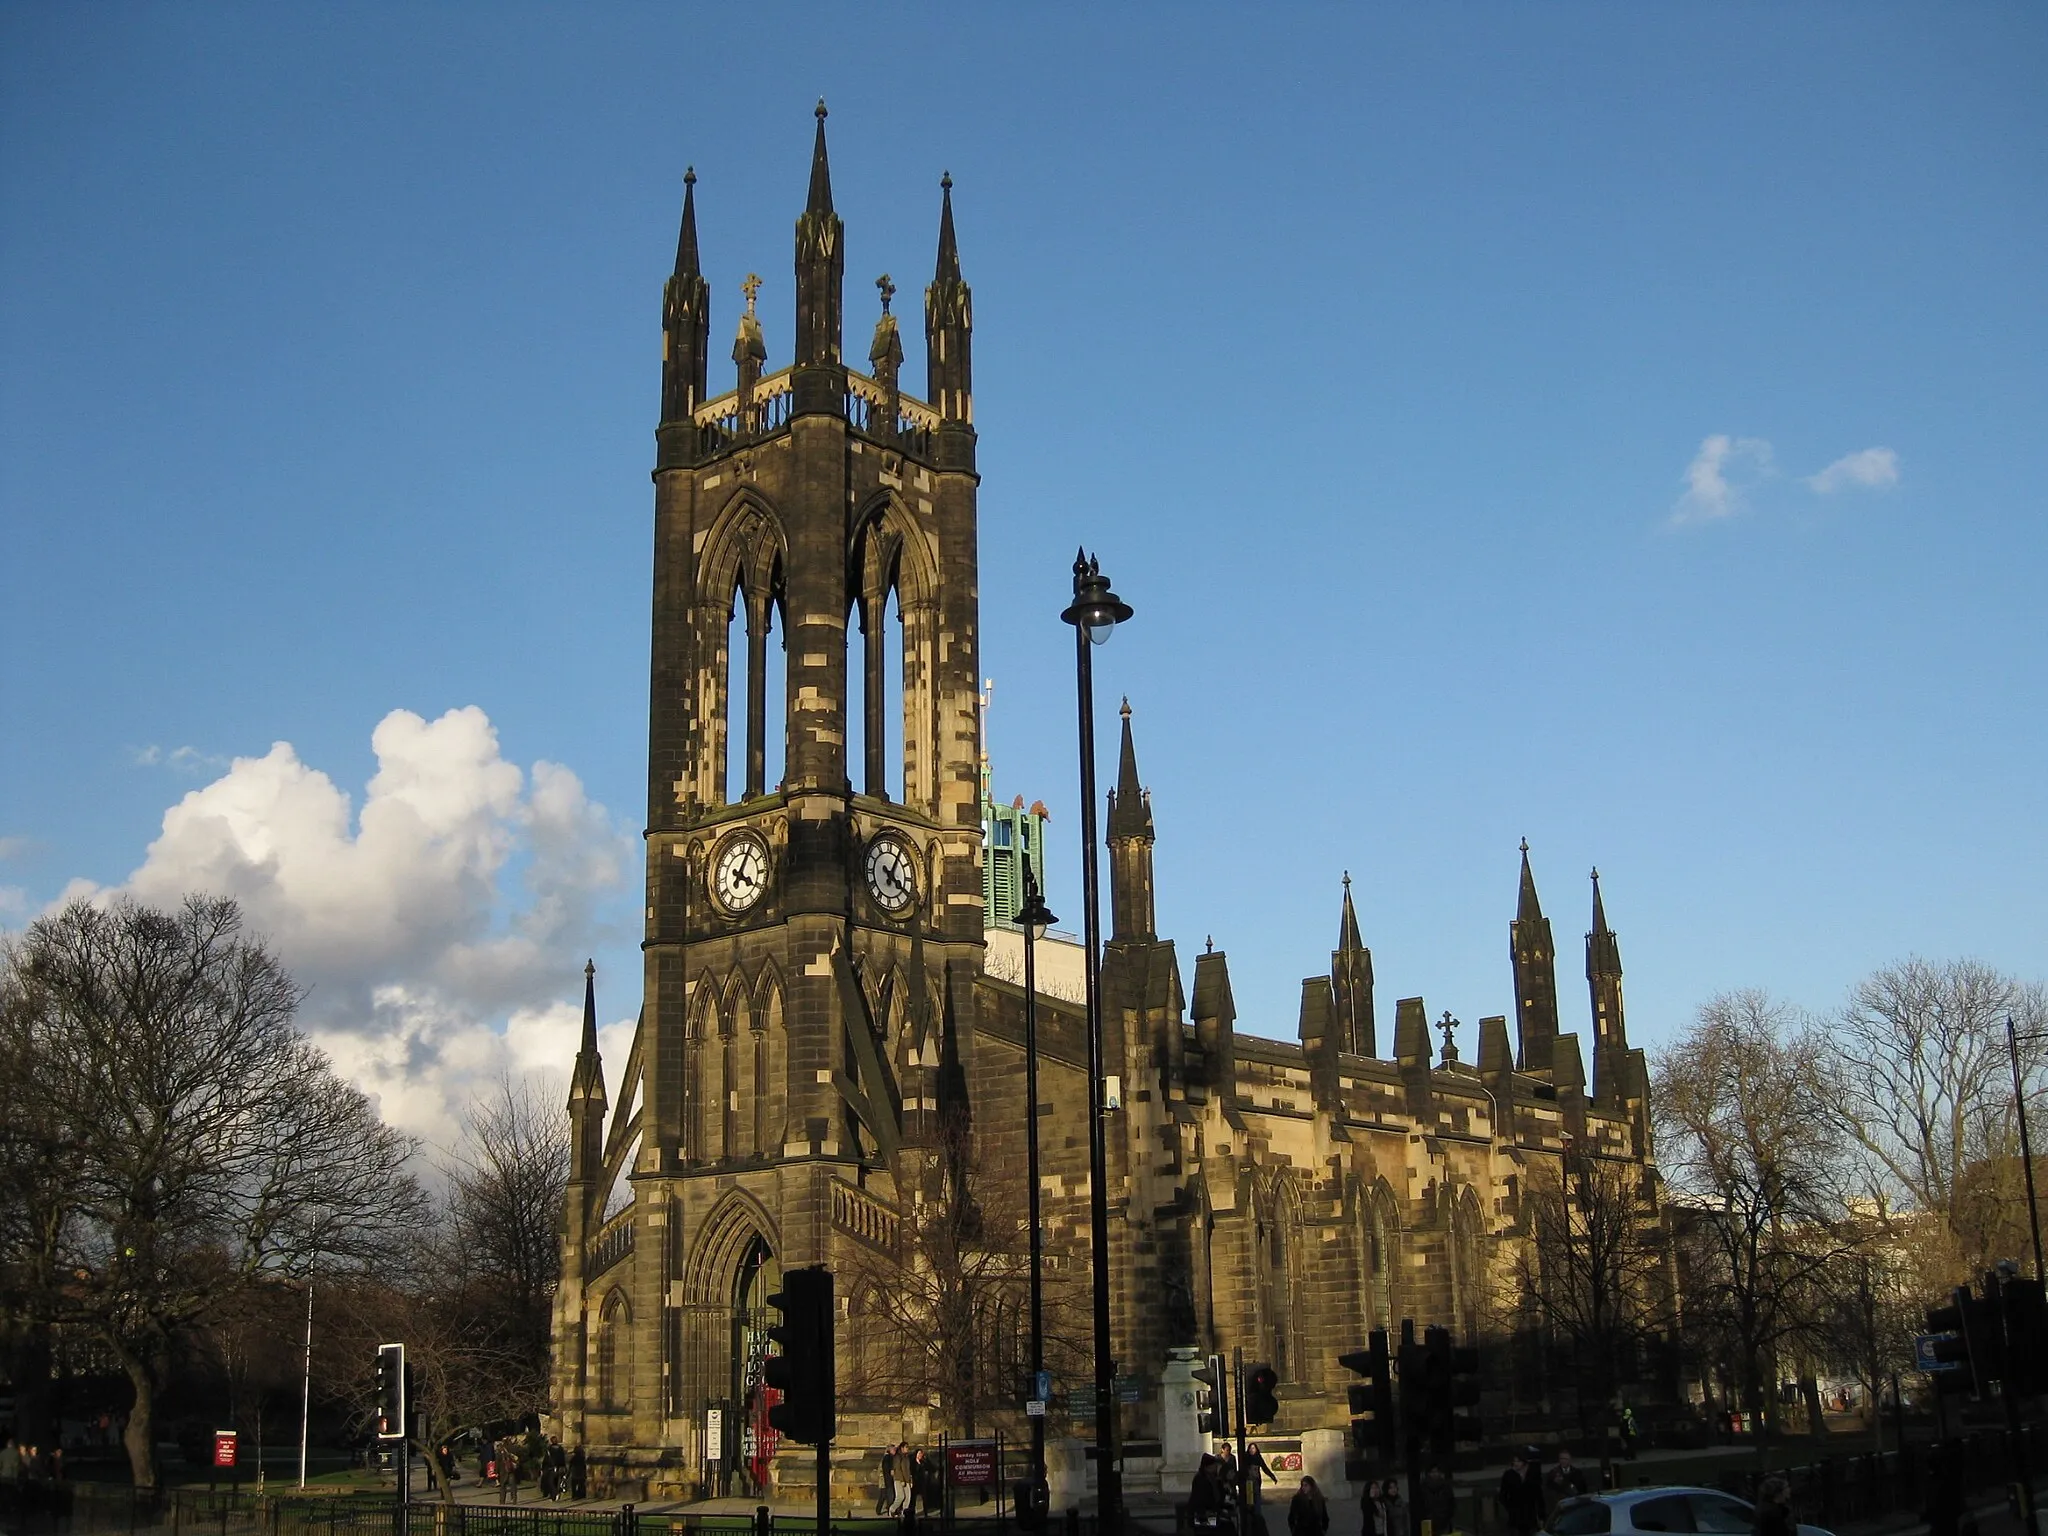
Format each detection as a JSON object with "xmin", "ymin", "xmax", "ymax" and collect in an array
[
  {"xmin": 1509, "ymin": 838, "xmax": 1561, "ymax": 1073},
  {"xmin": 560, "ymin": 111, "xmax": 987, "ymax": 1465},
  {"xmin": 1107, "ymin": 699, "xmax": 1156, "ymax": 943},
  {"xmin": 1331, "ymin": 873, "xmax": 1376, "ymax": 1057}
]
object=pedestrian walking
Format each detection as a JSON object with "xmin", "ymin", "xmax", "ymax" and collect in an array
[
  {"xmin": 889, "ymin": 1442, "xmax": 914, "ymax": 1516},
  {"xmin": 1371, "ymin": 1479, "xmax": 1405, "ymax": 1536},
  {"xmin": 1419, "ymin": 1466, "xmax": 1456, "ymax": 1535},
  {"xmin": 1497, "ymin": 1449, "xmax": 1544, "ymax": 1536},
  {"xmin": 879, "ymin": 1443, "xmax": 898, "ymax": 1515},
  {"xmin": 1242, "ymin": 1443, "xmax": 1274, "ymax": 1508},
  {"xmin": 1286, "ymin": 1475, "xmax": 1328, "ymax": 1536},
  {"xmin": 1544, "ymin": 1448, "xmax": 1586, "ymax": 1508},
  {"xmin": 1190, "ymin": 1455, "xmax": 1231, "ymax": 1532},
  {"xmin": 496, "ymin": 1439, "xmax": 520, "ymax": 1503},
  {"xmin": 569, "ymin": 1445, "xmax": 588, "ymax": 1501}
]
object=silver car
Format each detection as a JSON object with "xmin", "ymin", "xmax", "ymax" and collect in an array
[{"xmin": 1545, "ymin": 1486, "xmax": 1836, "ymax": 1536}]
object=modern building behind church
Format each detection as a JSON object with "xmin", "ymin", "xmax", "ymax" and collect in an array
[{"xmin": 549, "ymin": 110, "xmax": 1663, "ymax": 1502}]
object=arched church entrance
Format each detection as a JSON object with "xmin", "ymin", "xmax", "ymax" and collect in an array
[{"xmin": 682, "ymin": 1194, "xmax": 782, "ymax": 1493}]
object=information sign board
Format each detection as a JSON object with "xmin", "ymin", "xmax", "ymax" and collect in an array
[
  {"xmin": 213, "ymin": 1431, "xmax": 238, "ymax": 1469},
  {"xmin": 947, "ymin": 1442, "xmax": 997, "ymax": 1486},
  {"xmin": 1916, "ymin": 1332, "xmax": 1961, "ymax": 1372}
]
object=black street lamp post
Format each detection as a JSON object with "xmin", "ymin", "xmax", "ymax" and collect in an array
[
  {"xmin": 1018, "ymin": 869, "xmax": 1057, "ymax": 1518},
  {"xmin": 1061, "ymin": 549, "xmax": 1133, "ymax": 1533}
]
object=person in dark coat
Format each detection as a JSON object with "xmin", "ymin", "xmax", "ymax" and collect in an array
[
  {"xmin": 1419, "ymin": 1466, "xmax": 1457, "ymax": 1533},
  {"xmin": 568, "ymin": 1445, "xmax": 587, "ymax": 1501},
  {"xmin": 1286, "ymin": 1476, "xmax": 1329, "ymax": 1536},
  {"xmin": 1544, "ymin": 1449, "xmax": 1587, "ymax": 1508},
  {"xmin": 1242, "ymin": 1444, "xmax": 1274, "ymax": 1508},
  {"xmin": 1754, "ymin": 1476, "xmax": 1794, "ymax": 1536},
  {"xmin": 1497, "ymin": 1450, "xmax": 1544, "ymax": 1536},
  {"xmin": 1190, "ymin": 1456, "xmax": 1230, "ymax": 1530}
]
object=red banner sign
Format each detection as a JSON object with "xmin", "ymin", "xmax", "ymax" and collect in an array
[{"xmin": 213, "ymin": 1431, "xmax": 238, "ymax": 1469}]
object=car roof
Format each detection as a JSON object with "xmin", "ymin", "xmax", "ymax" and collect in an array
[{"xmin": 1568, "ymin": 1487, "xmax": 1747, "ymax": 1504}]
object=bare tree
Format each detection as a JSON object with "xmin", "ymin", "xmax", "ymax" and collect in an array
[
  {"xmin": 1509, "ymin": 1148, "xmax": 1674, "ymax": 1461},
  {"xmin": 1803, "ymin": 1235, "xmax": 1924, "ymax": 1448},
  {"xmin": 840, "ymin": 1115, "xmax": 1089, "ymax": 1438},
  {"xmin": 1827, "ymin": 957, "xmax": 2048, "ymax": 1275},
  {"xmin": 1, "ymin": 896, "xmax": 426, "ymax": 1487},
  {"xmin": 1654, "ymin": 990, "xmax": 1867, "ymax": 1455},
  {"xmin": 431, "ymin": 1077, "xmax": 570, "ymax": 1421}
]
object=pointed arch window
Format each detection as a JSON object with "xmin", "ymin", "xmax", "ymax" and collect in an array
[
  {"xmin": 725, "ymin": 562, "xmax": 788, "ymax": 803},
  {"xmin": 597, "ymin": 1290, "xmax": 630, "ymax": 1409},
  {"xmin": 849, "ymin": 506, "xmax": 935, "ymax": 810}
]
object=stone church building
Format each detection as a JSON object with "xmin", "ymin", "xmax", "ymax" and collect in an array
[{"xmin": 549, "ymin": 110, "xmax": 1662, "ymax": 1500}]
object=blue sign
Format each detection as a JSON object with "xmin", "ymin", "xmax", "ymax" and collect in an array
[
  {"xmin": 1916, "ymin": 1332, "xmax": 1960, "ymax": 1372},
  {"xmin": 1036, "ymin": 1370, "xmax": 1053, "ymax": 1401}
]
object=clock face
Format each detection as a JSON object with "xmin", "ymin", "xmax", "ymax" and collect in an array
[
  {"xmin": 712, "ymin": 833, "xmax": 769, "ymax": 914},
  {"xmin": 864, "ymin": 834, "xmax": 918, "ymax": 914}
]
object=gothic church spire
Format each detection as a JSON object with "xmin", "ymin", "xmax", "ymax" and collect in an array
[
  {"xmin": 1586, "ymin": 867, "xmax": 1627, "ymax": 1051},
  {"xmin": 1107, "ymin": 698, "xmax": 1156, "ymax": 942},
  {"xmin": 660, "ymin": 168, "xmax": 711, "ymax": 424},
  {"xmin": 1332, "ymin": 872, "xmax": 1376, "ymax": 1057},
  {"xmin": 925, "ymin": 173, "xmax": 973, "ymax": 428},
  {"xmin": 1510, "ymin": 838, "xmax": 1561, "ymax": 1073},
  {"xmin": 793, "ymin": 100, "xmax": 844, "ymax": 371}
]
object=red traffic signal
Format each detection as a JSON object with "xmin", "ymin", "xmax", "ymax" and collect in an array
[{"xmin": 1245, "ymin": 1364, "xmax": 1280, "ymax": 1426}]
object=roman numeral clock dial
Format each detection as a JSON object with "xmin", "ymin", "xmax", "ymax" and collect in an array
[
  {"xmin": 711, "ymin": 831, "xmax": 770, "ymax": 915},
  {"xmin": 864, "ymin": 833, "xmax": 919, "ymax": 915}
]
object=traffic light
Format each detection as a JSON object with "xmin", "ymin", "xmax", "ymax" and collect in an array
[
  {"xmin": 1927, "ymin": 1287, "xmax": 1987, "ymax": 1397},
  {"xmin": 2004, "ymin": 1277, "xmax": 2048, "ymax": 1398},
  {"xmin": 1338, "ymin": 1330, "xmax": 1396, "ymax": 1461},
  {"xmin": 1420, "ymin": 1327, "xmax": 1482, "ymax": 1454},
  {"xmin": 1245, "ymin": 1363, "xmax": 1280, "ymax": 1427},
  {"xmin": 1192, "ymin": 1354, "xmax": 1228, "ymax": 1436},
  {"xmin": 763, "ymin": 1265, "xmax": 835, "ymax": 1445},
  {"xmin": 375, "ymin": 1343, "xmax": 405, "ymax": 1440},
  {"xmin": 1397, "ymin": 1324, "xmax": 1427, "ymax": 1448}
]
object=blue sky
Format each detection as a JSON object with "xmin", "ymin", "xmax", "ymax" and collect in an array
[{"xmin": 3, "ymin": 5, "xmax": 2043, "ymax": 1132}]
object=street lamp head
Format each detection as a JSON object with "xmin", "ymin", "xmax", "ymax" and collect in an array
[
  {"xmin": 1061, "ymin": 548, "xmax": 1134, "ymax": 644},
  {"xmin": 1018, "ymin": 881, "xmax": 1058, "ymax": 942}
]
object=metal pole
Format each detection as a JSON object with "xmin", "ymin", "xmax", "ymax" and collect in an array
[
  {"xmin": 299, "ymin": 1281, "xmax": 313, "ymax": 1491},
  {"xmin": 1232, "ymin": 1349, "xmax": 1247, "ymax": 1532},
  {"xmin": 1024, "ymin": 898, "xmax": 1046, "ymax": 1488},
  {"xmin": 2008, "ymin": 1016, "xmax": 2046, "ymax": 1284},
  {"xmin": 1074, "ymin": 621, "xmax": 1119, "ymax": 1533}
]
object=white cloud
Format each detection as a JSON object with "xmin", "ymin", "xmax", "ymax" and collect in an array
[
  {"xmin": 1805, "ymin": 446, "xmax": 1900, "ymax": 495},
  {"xmin": 1671, "ymin": 434, "xmax": 1776, "ymax": 525},
  {"xmin": 127, "ymin": 744, "xmax": 230, "ymax": 774},
  {"xmin": 69, "ymin": 706, "xmax": 635, "ymax": 1142}
]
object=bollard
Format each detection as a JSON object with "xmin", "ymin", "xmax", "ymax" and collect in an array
[{"xmin": 755, "ymin": 1505, "xmax": 771, "ymax": 1536}]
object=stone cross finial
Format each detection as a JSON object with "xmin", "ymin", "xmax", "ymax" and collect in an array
[
  {"xmin": 1438, "ymin": 1010, "xmax": 1460, "ymax": 1064},
  {"xmin": 741, "ymin": 273, "xmax": 762, "ymax": 313},
  {"xmin": 877, "ymin": 273, "xmax": 895, "ymax": 313}
]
